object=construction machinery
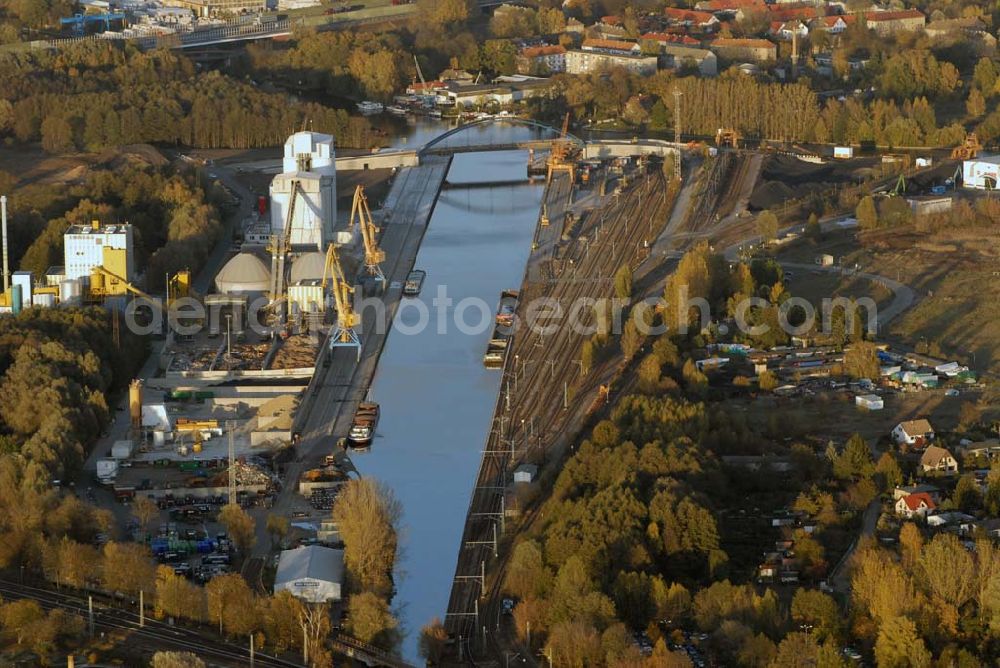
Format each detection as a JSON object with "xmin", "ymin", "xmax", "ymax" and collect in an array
[
  {"xmin": 716, "ymin": 128, "xmax": 740, "ymax": 149},
  {"xmin": 88, "ymin": 265, "xmax": 156, "ymax": 303},
  {"xmin": 349, "ymin": 186, "xmax": 386, "ymax": 284},
  {"xmin": 321, "ymin": 243, "xmax": 361, "ymax": 360},
  {"xmin": 547, "ymin": 112, "xmax": 580, "ymax": 185},
  {"xmin": 951, "ymin": 133, "xmax": 982, "ymax": 160},
  {"xmin": 268, "ymin": 179, "xmax": 303, "ymax": 326}
]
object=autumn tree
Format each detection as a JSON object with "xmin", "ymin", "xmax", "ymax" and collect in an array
[
  {"xmin": 346, "ymin": 591, "xmax": 398, "ymax": 648},
  {"xmin": 506, "ymin": 540, "xmax": 552, "ymax": 600},
  {"xmin": 756, "ymin": 210, "xmax": 779, "ymax": 243},
  {"xmin": 856, "ymin": 195, "xmax": 878, "ymax": 230},
  {"xmin": 218, "ymin": 503, "xmax": 256, "ymax": 553},
  {"xmin": 206, "ymin": 573, "xmax": 257, "ymax": 638},
  {"xmin": 101, "ymin": 542, "xmax": 156, "ymax": 597},
  {"xmin": 844, "ymin": 341, "xmax": 879, "ymax": 380},
  {"xmin": 132, "ymin": 496, "xmax": 160, "ymax": 539},
  {"xmin": 614, "ymin": 264, "xmax": 633, "ymax": 301},
  {"xmin": 332, "ymin": 478, "xmax": 400, "ymax": 596},
  {"xmin": 266, "ymin": 513, "xmax": 290, "ymax": 549},
  {"xmin": 418, "ymin": 617, "xmax": 448, "ymax": 664},
  {"xmin": 152, "ymin": 653, "xmax": 207, "ymax": 668},
  {"xmin": 874, "ymin": 616, "xmax": 931, "ymax": 668}
]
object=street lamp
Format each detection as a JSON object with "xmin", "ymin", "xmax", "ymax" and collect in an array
[{"xmin": 225, "ymin": 314, "xmax": 233, "ymax": 371}]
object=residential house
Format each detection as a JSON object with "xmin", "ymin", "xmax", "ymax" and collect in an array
[
  {"xmin": 893, "ymin": 484, "xmax": 942, "ymax": 503},
  {"xmin": 641, "ymin": 32, "xmax": 701, "ymax": 47},
  {"xmin": 813, "ymin": 14, "xmax": 856, "ymax": 34},
  {"xmin": 708, "ymin": 37, "xmax": 778, "ymax": 62},
  {"xmin": 920, "ymin": 445, "xmax": 959, "ymax": 474},
  {"xmin": 769, "ymin": 19, "xmax": 809, "ymax": 40},
  {"xmin": 565, "ymin": 17, "xmax": 585, "ymax": 34},
  {"xmin": 892, "ymin": 419, "xmax": 935, "ymax": 448},
  {"xmin": 565, "ymin": 50, "xmax": 658, "ymax": 75},
  {"xmin": 864, "ymin": 9, "xmax": 926, "ymax": 36},
  {"xmin": 566, "ymin": 40, "xmax": 658, "ymax": 75},
  {"xmin": 663, "ymin": 44, "xmax": 719, "ymax": 76},
  {"xmin": 895, "ymin": 492, "xmax": 936, "ymax": 518},
  {"xmin": 663, "ymin": 7, "xmax": 720, "ymax": 31},
  {"xmin": 581, "ymin": 38, "xmax": 641, "ymax": 54},
  {"xmin": 516, "ymin": 45, "xmax": 567, "ymax": 75},
  {"xmin": 961, "ymin": 439, "xmax": 1000, "ymax": 464},
  {"xmin": 694, "ymin": 0, "xmax": 766, "ymax": 14},
  {"xmin": 405, "ymin": 80, "xmax": 446, "ymax": 96}
]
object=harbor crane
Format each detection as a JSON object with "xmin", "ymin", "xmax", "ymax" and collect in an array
[
  {"xmin": 951, "ymin": 132, "xmax": 982, "ymax": 160},
  {"xmin": 268, "ymin": 179, "xmax": 303, "ymax": 326},
  {"xmin": 349, "ymin": 185, "xmax": 386, "ymax": 284},
  {"xmin": 547, "ymin": 112, "xmax": 578, "ymax": 184},
  {"xmin": 321, "ymin": 243, "xmax": 361, "ymax": 360}
]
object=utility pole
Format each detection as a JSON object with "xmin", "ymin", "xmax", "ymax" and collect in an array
[
  {"xmin": 227, "ymin": 421, "xmax": 236, "ymax": 506},
  {"xmin": 139, "ymin": 591, "xmax": 144, "ymax": 628},
  {"xmin": 250, "ymin": 634, "xmax": 255, "ymax": 668},
  {"xmin": 88, "ymin": 596, "xmax": 94, "ymax": 638},
  {"xmin": 672, "ymin": 88, "xmax": 683, "ymax": 181}
]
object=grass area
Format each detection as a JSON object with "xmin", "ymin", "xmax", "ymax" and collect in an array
[{"xmin": 774, "ymin": 224, "xmax": 1000, "ymax": 377}]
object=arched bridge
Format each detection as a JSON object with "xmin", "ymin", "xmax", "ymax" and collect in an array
[{"xmin": 419, "ymin": 117, "xmax": 585, "ymax": 156}]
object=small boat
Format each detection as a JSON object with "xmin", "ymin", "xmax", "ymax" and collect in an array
[
  {"xmin": 403, "ymin": 270, "xmax": 426, "ymax": 296},
  {"xmin": 356, "ymin": 101, "xmax": 384, "ymax": 115},
  {"xmin": 386, "ymin": 105, "xmax": 408, "ymax": 116}
]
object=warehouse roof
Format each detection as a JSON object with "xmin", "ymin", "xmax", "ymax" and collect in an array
[{"xmin": 275, "ymin": 545, "xmax": 344, "ymax": 586}]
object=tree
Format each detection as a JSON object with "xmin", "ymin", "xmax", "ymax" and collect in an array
[
  {"xmin": 580, "ymin": 339, "xmax": 595, "ymax": 376},
  {"xmin": 875, "ymin": 452, "xmax": 903, "ymax": 492},
  {"xmin": 756, "ymin": 210, "xmax": 779, "ymax": 243},
  {"xmin": 152, "ymin": 652, "xmax": 207, "ymax": 668},
  {"xmin": 856, "ymin": 196, "xmax": 878, "ymax": 230},
  {"xmin": 506, "ymin": 540, "xmax": 552, "ymax": 600},
  {"xmin": 346, "ymin": 591, "xmax": 398, "ymax": 648},
  {"xmin": 791, "ymin": 589, "xmax": 840, "ymax": 641},
  {"xmin": 968, "ymin": 88, "xmax": 986, "ymax": 118},
  {"xmin": 132, "ymin": 496, "xmax": 159, "ymax": 538},
  {"xmin": 156, "ymin": 565, "xmax": 204, "ymax": 622},
  {"xmin": 266, "ymin": 514, "xmax": 290, "ymax": 549},
  {"xmin": 419, "ymin": 617, "xmax": 448, "ymax": 664},
  {"xmin": 622, "ymin": 318, "xmax": 644, "ymax": 362},
  {"xmin": 874, "ymin": 616, "xmax": 931, "ymax": 668},
  {"xmin": 917, "ymin": 534, "xmax": 976, "ymax": 609},
  {"xmin": 332, "ymin": 478, "xmax": 400, "ymax": 596},
  {"xmin": 834, "ymin": 434, "xmax": 873, "ymax": 480},
  {"xmin": 844, "ymin": 342, "xmax": 879, "ymax": 380},
  {"xmin": 101, "ymin": 542, "xmax": 156, "ymax": 597},
  {"xmin": 953, "ymin": 475, "xmax": 981, "ymax": 513},
  {"xmin": 218, "ymin": 503, "xmax": 256, "ymax": 553},
  {"xmin": 614, "ymin": 264, "xmax": 633, "ymax": 301},
  {"xmin": 206, "ymin": 573, "xmax": 257, "ymax": 637},
  {"xmin": 545, "ymin": 620, "xmax": 603, "ymax": 668},
  {"xmin": 805, "ymin": 212, "xmax": 822, "ymax": 241},
  {"xmin": 899, "ymin": 523, "xmax": 922, "ymax": 571},
  {"xmin": 758, "ymin": 370, "xmax": 778, "ymax": 392}
]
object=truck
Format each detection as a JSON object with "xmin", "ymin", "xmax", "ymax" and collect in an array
[
  {"xmin": 347, "ymin": 402, "xmax": 380, "ymax": 448},
  {"xmin": 403, "ymin": 270, "xmax": 426, "ymax": 296},
  {"xmin": 96, "ymin": 458, "xmax": 119, "ymax": 484}
]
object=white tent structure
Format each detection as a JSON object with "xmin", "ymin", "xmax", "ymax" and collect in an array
[{"xmin": 273, "ymin": 545, "xmax": 344, "ymax": 603}]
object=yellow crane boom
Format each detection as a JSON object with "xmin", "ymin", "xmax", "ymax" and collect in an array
[
  {"xmin": 349, "ymin": 185, "xmax": 386, "ymax": 282},
  {"xmin": 321, "ymin": 243, "xmax": 361, "ymax": 358},
  {"xmin": 269, "ymin": 179, "xmax": 302, "ymax": 324}
]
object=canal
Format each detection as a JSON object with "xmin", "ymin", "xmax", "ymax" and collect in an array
[{"xmin": 351, "ymin": 145, "xmax": 544, "ymax": 660}]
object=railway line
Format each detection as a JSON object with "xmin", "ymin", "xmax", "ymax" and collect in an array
[
  {"xmin": 445, "ymin": 164, "xmax": 676, "ymax": 654},
  {"xmin": 0, "ymin": 578, "xmax": 301, "ymax": 667}
]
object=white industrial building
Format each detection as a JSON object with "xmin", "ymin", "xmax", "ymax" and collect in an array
[
  {"xmin": 274, "ymin": 545, "xmax": 344, "ymax": 603},
  {"xmin": 963, "ymin": 155, "xmax": 1000, "ymax": 190},
  {"xmin": 63, "ymin": 222, "xmax": 135, "ymax": 282},
  {"xmin": 269, "ymin": 132, "xmax": 337, "ymax": 251}
]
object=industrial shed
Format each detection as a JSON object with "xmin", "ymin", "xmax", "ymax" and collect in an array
[
  {"xmin": 274, "ymin": 545, "xmax": 344, "ymax": 603},
  {"xmin": 963, "ymin": 155, "xmax": 1000, "ymax": 190}
]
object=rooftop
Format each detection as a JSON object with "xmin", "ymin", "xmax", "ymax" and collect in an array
[
  {"xmin": 898, "ymin": 418, "xmax": 934, "ymax": 434},
  {"xmin": 864, "ymin": 9, "xmax": 925, "ymax": 22},
  {"xmin": 275, "ymin": 545, "xmax": 344, "ymax": 586}
]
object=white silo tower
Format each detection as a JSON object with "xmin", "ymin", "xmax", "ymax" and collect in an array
[{"xmin": 269, "ymin": 132, "xmax": 337, "ymax": 251}]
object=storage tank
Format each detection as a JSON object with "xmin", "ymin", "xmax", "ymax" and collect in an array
[
  {"xmin": 290, "ymin": 251, "xmax": 327, "ymax": 284},
  {"xmin": 215, "ymin": 252, "xmax": 272, "ymax": 295},
  {"xmin": 129, "ymin": 379, "xmax": 143, "ymax": 428},
  {"xmin": 33, "ymin": 293, "xmax": 56, "ymax": 307},
  {"xmin": 11, "ymin": 284, "xmax": 21, "ymax": 314},
  {"xmin": 59, "ymin": 279, "xmax": 82, "ymax": 305}
]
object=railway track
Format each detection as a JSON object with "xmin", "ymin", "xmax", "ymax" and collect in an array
[
  {"xmin": 0, "ymin": 578, "xmax": 301, "ymax": 667},
  {"xmin": 445, "ymin": 167, "xmax": 675, "ymax": 654}
]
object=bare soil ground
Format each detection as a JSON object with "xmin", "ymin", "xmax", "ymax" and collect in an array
[{"xmin": 0, "ymin": 143, "xmax": 167, "ymax": 188}]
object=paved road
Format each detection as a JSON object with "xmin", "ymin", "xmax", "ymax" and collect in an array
[{"xmin": 829, "ymin": 498, "xmax": 881, "ymax": 595}]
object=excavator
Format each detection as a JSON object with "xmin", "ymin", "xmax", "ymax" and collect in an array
[
  {"xmin": 268, "ymin": 179, "xmax": 303, "ymax": 327},
  {"xmin": 321, "ymin": 243, "xmax": 361, "ymax": 360},
  {"xmin": 349, "ymin": 185, "xmax": 386, "ymax": 284}
]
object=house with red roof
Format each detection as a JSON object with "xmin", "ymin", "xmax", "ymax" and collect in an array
[
  {"xmin": 864, "ymin": 9, "xmax": 925, "ymax": 35},
  {"xmin": 895, "ymin": 492, "xmax": 937, "ymax": 518},
  {"xmin": 663, "ymin": 7, "xmax": 720, "ymax": 30},
  {"xmin": 769, "ymin": 19, "xmax": 809, "ymax": 41},
  {"xmin": 695, "ymin": 0, "xmax": 766, "ymax": 12},
  {"xmin": 516, "ymin": 44, "xmax": 567, "ymax": 75},
  {"xmin": 812, "ymin": 14, "xmax": 856, "ymax": 34},
  {"xmin": 641, "ymin": 32, "xmax": 701, "ymax": 46}
]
